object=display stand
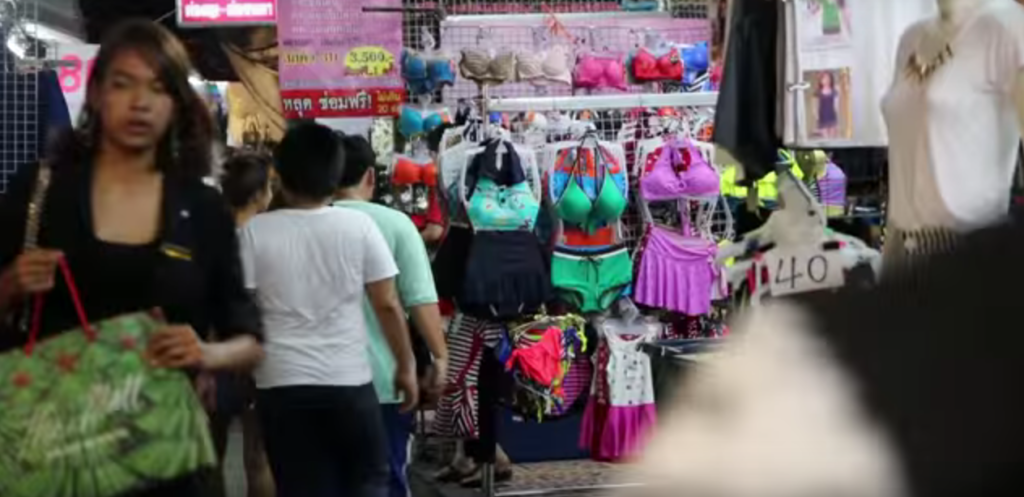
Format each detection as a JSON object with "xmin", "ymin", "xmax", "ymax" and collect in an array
[{"xmin": 470, "ymin": 90, "xmax": 720, "ymax": 497}]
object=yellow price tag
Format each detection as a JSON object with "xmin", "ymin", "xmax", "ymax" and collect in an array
[{"xmin": 345, "ymin": 47, "xmax": 395, "ymax": 77}]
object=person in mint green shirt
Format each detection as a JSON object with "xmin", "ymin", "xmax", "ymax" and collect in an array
[{"xmin": 334, "ymin": 134, "xmax": 449, "ymax": 497}]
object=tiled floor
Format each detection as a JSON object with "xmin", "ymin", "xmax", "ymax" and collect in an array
[
  {"xmin": 223, "ymin": 421, "xmax": 247, "ymax": 497},
  {"xmin": 221, "ymin": 419, "xmax": 638, "ymax": 497}
]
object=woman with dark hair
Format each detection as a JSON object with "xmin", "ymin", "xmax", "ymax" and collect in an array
[
  {"xmin": 206, "ymin": 151, "xmax": 276, "ymax": 497},
  {"xmin": 0, "ymin": 19, "xmax": 264, "ymax": 497},
  {"xmin": 221, "ymin": 151, "xmax": 273, "ymax": 225}
]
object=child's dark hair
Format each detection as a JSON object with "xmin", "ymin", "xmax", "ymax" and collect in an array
[
  {"xmin": 220, "ymin": 151, "xmax": 272, "ymax": 210},
  {"xmin": 274, "ymin": 122, "xmax": 345, "ymax": 200},
  {"xmin": 337, "ymin": 135, "xmax": 377, "ymax": 189}
]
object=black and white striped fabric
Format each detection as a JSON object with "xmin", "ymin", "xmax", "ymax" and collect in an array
[
  {"xmin": 883, "ymin": 227, "xmax": 960, "ymax": 283},
  {"xmin": 433, "ymin": 314, "xmax": 502, "ymax": 440}
]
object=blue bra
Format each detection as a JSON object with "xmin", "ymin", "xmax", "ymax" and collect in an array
[
  {"xmin": 402, "ymin": 51, "xmax": 456, "ymax": 96},
  {"xmin": 681, "ymin": 42, "xmax": 709, "ymax": 87},
  {"xmin": 399, "ymin": 106, "xmax": 445, "ymax": 139}
]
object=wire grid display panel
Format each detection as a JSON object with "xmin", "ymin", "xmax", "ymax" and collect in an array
[
  {"xmin": 397, "ymin": 0, "xmax": 716, "ymax": 95},
  {"xmin": 439, "ymin": 20, "xmax": 711, "ymax": 101},
  {"xmin": 505, "ymin": 107, "xmax": 730, "ymax": 250},
  {"xmin": 0, "ymin": 0, "xmax": 39, "ymax": 195}
]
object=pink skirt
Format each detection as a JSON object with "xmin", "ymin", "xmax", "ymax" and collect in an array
[
  {"xmin": 634, "ymin": 225, "xmax": 717, "ymax": 315},
  {"xmin": 579, "ymin": 400, "xmax": 657, "ymax": 462}
]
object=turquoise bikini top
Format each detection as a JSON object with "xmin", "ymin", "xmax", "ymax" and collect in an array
[
  {"xmin": 465, "ymin": 140, "xmax": 540, "ymax": 231},
  {"xmin": 553, "ymin": 146, "xmax": 628, "ymax": 231}
]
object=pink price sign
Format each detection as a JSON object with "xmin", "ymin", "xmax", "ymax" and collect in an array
[{"xmin": 177, "ymin": 0, "xmax": 277, "ymax": 27}]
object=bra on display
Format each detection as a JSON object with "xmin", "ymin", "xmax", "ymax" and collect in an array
[
  {"xmin": 632, "ymin": 47, "xmax": 683, "ymax": 83},
  {"xmin": 517, "ymin": 45, "xmax": 572, "ymax": 86},
  {"xmin": 680, "ymin": 42, "xmax": 710, "ymax": 87},
  {"xmin": 398, "ymin": 105, "xmax": 447, "ymax": 138},
  {"xmin": 460, "ymin": 49, "xmax": 516, "ymax": 85},
  {"xmin": 464, "ymin": 140, "xmax": 540, "ymax": 231},
  {"xmin": 392, "ymin": 156, "xmax": 439, "ymax": 187},
  {"xmin": 573, "ymin": 53, "xmax": 628, "ymax": 91},
  {"xmin": 640, "ymin": 139, "xmax": 720, "ymax": 200},
  {"xmin": 402, "ymin": 51, "xmax": 456, "ymax": 95},
  {"xmin": 553, "ymin": 146, "xmax": 628, "ymax": 232}
]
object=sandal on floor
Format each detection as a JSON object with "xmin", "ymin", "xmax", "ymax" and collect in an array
[
  {"xmin": 435, "ymin": 464, "xmax": 477, "ymax": 483},
  {"xmin": 459, "ymin": 466, "xmax": 514, "ymax": 487}
]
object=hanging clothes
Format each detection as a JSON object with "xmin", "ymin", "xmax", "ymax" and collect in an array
[
  {"xmin": 434, "ymin": 313, "xmax": 504, "ymax": 440},
  {"xmin": 712, "ymin": 0, "xmax": 781, "ymax": 184},
  {"xmin": 580, "ymin": 323, "xmax": 658, "ymax": 462},
  {"xmin": 458, "ymin": 139, "xmax": 551, "ymax": 319}
]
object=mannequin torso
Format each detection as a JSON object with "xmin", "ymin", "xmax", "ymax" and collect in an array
[{"xmin": 882, "ymin": 0, "xmax": 1024, "ymax": 234}]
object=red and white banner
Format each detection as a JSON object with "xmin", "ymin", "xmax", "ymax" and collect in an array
[{"xmin": 176, "ymin": 0, "xmax": 277, "ymax": 27}]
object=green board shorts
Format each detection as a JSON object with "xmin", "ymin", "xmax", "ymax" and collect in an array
[{"xmin": 551, "ymin": 245, "xmax": 633, "ymax": 313}]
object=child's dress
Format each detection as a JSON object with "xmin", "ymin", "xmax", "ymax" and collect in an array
[{"xmin": 580, "ymin": 321, "xmax": 658, "ymax": 461}]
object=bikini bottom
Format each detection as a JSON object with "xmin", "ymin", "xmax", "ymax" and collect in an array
[
  {"xmin": 634, "ymin": 225, "xmax": 717, "ymax": 315},
  {"xmin": 551, "ymin": 245, "xmax": 633, "ymax": 314},
  {"xmin": 459, "ymin": 230, "xmax": 551, "ymax": 319}
]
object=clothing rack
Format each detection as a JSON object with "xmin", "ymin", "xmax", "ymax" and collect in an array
[{"xmin": 487, "ymin": 91, "xmax": 719, "ymax": 113}]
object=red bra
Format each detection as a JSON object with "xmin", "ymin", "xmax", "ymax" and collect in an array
[
  {"xmin": 632, "ymin": 47, "xmax": 683, "ymax": 83},
  {"xmin": 392, "ymin": 158, "xmax": 438, "ymax": 187}
]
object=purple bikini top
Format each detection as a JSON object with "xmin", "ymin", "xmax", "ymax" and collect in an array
[{"xmin": 639, "ymin": 140, "xmax": 720, "ymax": 201}]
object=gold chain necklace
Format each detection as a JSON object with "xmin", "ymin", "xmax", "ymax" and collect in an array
[{"xmin": 905, "ymin": 21, "xmax": 955, "ymax": 82}]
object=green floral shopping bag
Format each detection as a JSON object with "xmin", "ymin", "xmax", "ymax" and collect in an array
[{"xmin": 0, "ymin": 257, "xmax": 216, "ymax": 497}]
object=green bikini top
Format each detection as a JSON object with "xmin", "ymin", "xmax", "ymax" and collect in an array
[{"xmin": 553, "ymin": 146, "xmax": 628, "ymax": 232}]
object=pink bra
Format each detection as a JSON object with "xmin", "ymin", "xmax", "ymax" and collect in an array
[
  {"xmin": 573, "ymin": 53, "xmax": 627, "ymax": 91},
  {"xmin": 640, "ymin": 140, "xmax": 719, "ymax": 200}
]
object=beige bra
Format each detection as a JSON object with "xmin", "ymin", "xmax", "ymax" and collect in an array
[
  {"xmin": 517, "ymin": 45, "xmax": 572, "ymax": 86},
  {"xmin": 460, "ymin": 49, "xmax": 516, "ymax": 84}
]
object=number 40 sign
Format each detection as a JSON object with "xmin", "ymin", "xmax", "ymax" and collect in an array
[{"xmin": 765, "ymin": 247, "xmax": 846, "ymax": 297}]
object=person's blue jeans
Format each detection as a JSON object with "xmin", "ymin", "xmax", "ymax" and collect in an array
[{"xmin": 380, "ymin": 403, "xmax": 416, "ymax": 497}]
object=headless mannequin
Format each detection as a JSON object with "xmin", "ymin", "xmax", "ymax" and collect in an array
[
  {"xmin": 933, "ymin": 0, "xmax": 1024, "ymax": 132},
  {"xmin": 883, "ymin": 0, "xmax": 1024, "ymax": 266}
]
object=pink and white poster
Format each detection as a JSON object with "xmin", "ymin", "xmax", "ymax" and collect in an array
[{"xmin": 277, "ymin": 0, "xmax": 406, "ymax": 119}]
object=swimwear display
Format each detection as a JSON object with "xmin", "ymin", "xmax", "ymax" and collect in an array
[
  {"xmin": 634, "ymin": 226, "xmax": 717, "ymax": 315},
  {"xmin": 640, "ymin": 140, "xmax": 721, "ymax": 200},
  {"xmin": 391, "ymin": 156, "xmax": 438, "ymax": 187},
  {"xmin": 552, "ymin": 245, "xmax": 633, "ymax": 313},
  {"xmin": 553, "ymin": 146, "xmax": 629, "ymax": 233},
  {"xmin": 631, "ymin": 47, "xmax": 684, "ymax": 83},
  {"xmin": 402, "ymin": 50, "xmax": 457, "ymax": 95},
  {"xmin": 398, "ymin": 105, "xmax": 447, "ymax": 138},
  {"xmin": 574, "ymin": 53, "xmax": 628, "ymax": 91},
  {"xmin": 517, "ymin": 45, "xmax": 573, "ymax": 86},
  {"xmin": 460, "ymin": 49, "xmax": 516, "ymax": 85},
  {"xmin": 460, "ymin": 139, "xmax": 551, "ymax": 319}
]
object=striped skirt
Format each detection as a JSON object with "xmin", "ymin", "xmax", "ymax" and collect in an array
[{"xmin": 432, "ymin": 313, "xmax": 503, "ymax": 440}]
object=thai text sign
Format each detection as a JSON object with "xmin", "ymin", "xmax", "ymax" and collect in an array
[
  {"xmin": 177, "ymin": 0, "xmax": 277, "ymax": 27},
  {"xmin": 278, "ymin": 0, "xmax": 405, "ymax": 118}
]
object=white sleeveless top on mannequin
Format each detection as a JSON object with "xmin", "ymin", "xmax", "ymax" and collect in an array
[{"xmin": 882, "ymin": 0, "xmax": 1024, "ymax": 232}]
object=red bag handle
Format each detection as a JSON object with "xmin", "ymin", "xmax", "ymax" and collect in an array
[{"xmin": 24, "ymin": 256, "xmax": 96, "ymax": 356}]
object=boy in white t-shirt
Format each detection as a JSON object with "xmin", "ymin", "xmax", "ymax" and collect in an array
[{"xmin": 239, "ymin": 122, "xmax": 418, "ymax": 497}]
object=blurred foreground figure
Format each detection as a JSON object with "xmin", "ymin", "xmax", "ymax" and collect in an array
[{"xmin": 623, "ymin": 213, "xmax": 1024, "ymax": 497}]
